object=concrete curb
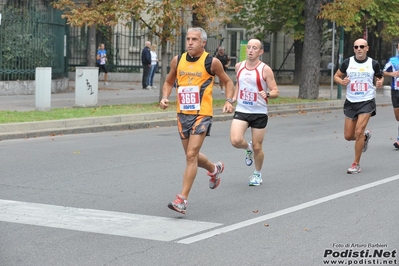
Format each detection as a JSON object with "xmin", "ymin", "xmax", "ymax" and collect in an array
[{"xmin": 0, "ymin": 100, "xmax": 346, "ymax": 140}]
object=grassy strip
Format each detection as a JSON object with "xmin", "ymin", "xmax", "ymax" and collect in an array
[{"xmin": 0, "ymin": 97, "xmax": 328, "ymax": 124}]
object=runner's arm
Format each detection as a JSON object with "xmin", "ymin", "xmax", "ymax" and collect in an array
[
  {"xmin": 160, "ymin": 56, "xmax": 178, "ymax": 109},
  {"xmin": 262, "ymin": 64, "xmax": 279, "ymax": 99},
  {"xmin": 232, "ymin": 62, "xmax": 241, "ymax": 102}
]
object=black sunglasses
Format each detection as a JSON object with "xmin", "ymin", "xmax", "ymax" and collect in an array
[{"xmin": 353, "ymin": 45, "xmax": 366, "ymax": 49}]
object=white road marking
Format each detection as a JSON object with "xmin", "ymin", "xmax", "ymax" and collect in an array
[
  {"xmin": 178, "ymin": 174, "xmax": 399, "ymax": 244},
  {"xmin": 0, "ymin": 200, "xmax": 222, "ymax": 242}
]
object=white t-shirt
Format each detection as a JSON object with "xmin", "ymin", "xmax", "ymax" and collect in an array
[{"xmin": 150, "ymin": 51, "xmax": 157, "ymax": 66}]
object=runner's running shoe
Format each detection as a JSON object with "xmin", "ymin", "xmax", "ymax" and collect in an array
[
  {"xmin": 208, "ymin": 162, "xmax": 224, "ymax": 189},
  {"xmin": 347, "ymin": 162, "xmax": 361, "ymax": 174},
  {"xmin": 248, "ymin": 172, "xmax": 262, "ymax": 186},
  {"xmin": 167, "ymin": 194, "xmax": 188, "ymax": 214},
  {"xmin": 362, "ymin": 130, "xmax": 371, "ymax": 153},
  {"xmin": 245, "ymin": 141, "xmax": 253, "ymax": 166},
  {"xmin": 393, "ymin": 141, "xmax": 399, "ymax": 149}
]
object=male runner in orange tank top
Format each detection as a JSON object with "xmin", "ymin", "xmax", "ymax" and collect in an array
[{"xmin": 159, "ymin": 27, "xmax": 234, "ymax": 214}]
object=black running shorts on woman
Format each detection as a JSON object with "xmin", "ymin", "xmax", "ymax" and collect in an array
[
  {"xmin": 233, "ymin": 111, "xmax": 268, "ymax": 129},
  {"xmin": 343, "ymin": 99, "xmax": 376, "ymax": 120}
]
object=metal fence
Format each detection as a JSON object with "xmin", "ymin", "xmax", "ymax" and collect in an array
[
  {"xmin": 0, "ymin": 0, "xmax": 66, "ymax": 81},
  {"xmin": 67, "ymin": 24, "xmax": 224, "ymax": 73}
]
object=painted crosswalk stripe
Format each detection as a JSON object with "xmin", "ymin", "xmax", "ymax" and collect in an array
[{"xmin": 0, "ymin": 199, "xmax": 222, "ymax": 242}]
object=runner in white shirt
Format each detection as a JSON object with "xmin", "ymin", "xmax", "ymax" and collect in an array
[
  {"xmin": 230, "ymin": 39, "xmax": 279, "ymax": 186},
  {"xmin": 334, "ymin": 38, "xmax": 384, "ymax": 174}
]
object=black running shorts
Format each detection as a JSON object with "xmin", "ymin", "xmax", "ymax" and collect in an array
[
  {"xmin": 343, "ymin": 98, "xmax": 376, "ymax": 120},
  {"xmin": 391, "ymin": 90, "xmax": 399, "ymax": 108},
  {"xmin": 233, "ymin": 111, "xmax": 268, "ymax": 129},
  {"xmin": 177, "ymin": 114, "xmax": 212, "ymax": 139},
  {"xmin": 97, "ymin": 63, "xmax": 108, "ymax": 74}
]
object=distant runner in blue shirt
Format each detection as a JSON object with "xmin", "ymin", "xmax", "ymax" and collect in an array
[
  {"xmin": 383, "ymin": 42, "xmax": 399, "ymax": 149},
  {"xmin": 97, "ymin": 43, "xmax": 109, "ymax": 85}
]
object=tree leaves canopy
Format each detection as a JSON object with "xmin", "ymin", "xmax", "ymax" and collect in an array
[
  {"xmin": 52, "ymin": 0, "xmax": 242, "ymax": 101},
  {"xmin": 52, "ymin": 0, "xmax": 242, "ymax": 43},
  {"xmin": 319, "ymin": 0, "xmax": 399, "ymax": 37},
  {"xmin": 234, "ymin": 0, "xmax": 305, "ymax": 40}
]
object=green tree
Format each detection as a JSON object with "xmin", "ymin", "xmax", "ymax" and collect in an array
[
  {"xmin": 235, "ymin": 0, "xmax": 326, "ymax": 98},
  {"xmin": 236, "ymin": 0, "xmax": 399, "ymax": 99},
  {"xmin": 52, "ymin": 0, "xmax": 241, "ymax": 100},
  {"xmin": 234, "ymin": 0, "xmax": 305, "ymax": 84},
  {"xmin": 319, "ymin": 0, "xmax": 399, "ymax": 36},
  {"xmin": 319, "ymin": 0, "xmax": 399, "ymax": 61}
]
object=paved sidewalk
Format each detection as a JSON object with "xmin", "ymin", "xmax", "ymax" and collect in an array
[{"xmin": 0, "ymin": 81, "xmax": 392, "ymax": 140}]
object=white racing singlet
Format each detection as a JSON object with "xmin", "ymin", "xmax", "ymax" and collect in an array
[
  {"xmin": 345, "ymin": 56, "xmax": 375, "ymax": 103},
  {"xmin": 235, "ymin": 61, "xmax": 268, "ymax": 114}
]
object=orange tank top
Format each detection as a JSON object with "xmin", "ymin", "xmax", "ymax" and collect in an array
[{"xmin": 175, "ymin": 52, "xmax": 214, "ymax": 116}]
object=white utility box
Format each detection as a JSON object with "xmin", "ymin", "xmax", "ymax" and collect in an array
[
  {"xmin": 35, "ymin": 67, "xmax": 52, "ymax": 111},
  {"xmin": 75, "ymin": 67, "xmax": 98, "ymax": 107}
]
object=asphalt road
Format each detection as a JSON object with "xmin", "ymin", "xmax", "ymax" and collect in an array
[{"xmin": 0, "ymin": 105, "xmax": 398, "ymax": 266}]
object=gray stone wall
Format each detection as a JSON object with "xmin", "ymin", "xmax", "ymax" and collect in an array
[{"xmin": 0, "ymin": 78, "xmax": 69, "ymax": 95}]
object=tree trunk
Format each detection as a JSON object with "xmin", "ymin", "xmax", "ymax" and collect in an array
[
  {"xmin": 86, "ymin": 0, "xmax": 97, "ymax": 67},
  {"xmin": 87, "ymin": 25, "xmax": 97, "ymax": 67},
  {"xmin": 293, "ymin": 40, "xmax": 303, "ymax": 85},
  {"xmin": 159, "ymin": 38, "xmax": 169, "ymax": 102},
  {"xmin": 298, "ymin": 0, "xmax": 323, "ymax": 99}
]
